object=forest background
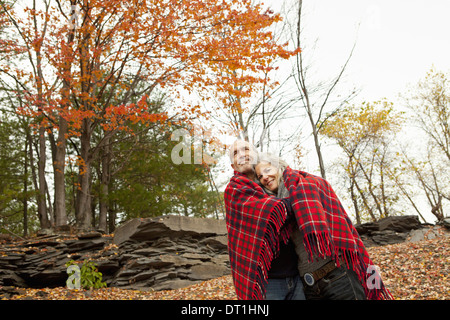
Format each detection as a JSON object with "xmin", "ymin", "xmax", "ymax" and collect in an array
[{"xmin": 0, "ymin": 0, "xmax": 449, "ymax": 237}]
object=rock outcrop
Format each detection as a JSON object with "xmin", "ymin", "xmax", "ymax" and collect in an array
[
  {"xmin": 0, "ymin": 215, "xmax": 230, "ymax": 291},
  {"xmin": 110, "ymin": 215, "xmax": 230, "ymax": 291},
  {"xmin": 0, "ymin": 231, "xmax": 111, "ymax": 288},
  {"xmin": 355, "ymin": 215, "xmax": 448, "ymax": 247}
]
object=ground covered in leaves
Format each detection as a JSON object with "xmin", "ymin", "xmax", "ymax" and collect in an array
[{"xmin": 2, "ymin": 234, "xmax": 449, "ymax": 300}]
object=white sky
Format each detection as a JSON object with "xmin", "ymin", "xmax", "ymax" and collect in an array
[{"xmin": 282, "ymin": 0, "xmax": 450, "ymax": 102}]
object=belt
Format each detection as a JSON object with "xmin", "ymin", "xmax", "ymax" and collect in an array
[{"xmin": 302, "ymin": 259, "xmax": 341, "ymax": 287}]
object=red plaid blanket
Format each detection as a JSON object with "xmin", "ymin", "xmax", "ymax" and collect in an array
[
  {"xmin": 224, "ymin": 171, "xmax": 290, "ymax": 300},
  {"xmin": 224, "ymin": 167, "xmax": 393, "ymax": 300}
]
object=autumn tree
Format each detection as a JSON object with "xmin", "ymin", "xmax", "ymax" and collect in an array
[
  {"xmin": 53, "ymin": 95, "xmax": 224, "ymax": 232},
  {"xmin": 208, "ymin": 36, "xmax": 300, "ymax": 153},
  {"xmin": 401, "ymin": 68, "xmax": 450, "ymax": 222},
  {"xmin": 0, "ymin": 0, "xmax": 295, "ymax": 230},
  {"xmin": 188, "ymin": 1, "xmax": 301, "ymax": 153},
  {"xmin": 0, "ymin": 0, "xmax": 54, "ymax": 229},
  {"xmin": 407, "ymin": 68, "xmax": 450, "ymax": 162},
  {"xmin": 321, "ymin": 100, "xmax": 405, "ymax": 223},
  {"xmin": 0, "ymin": 3, "xmax": 45, "ymax": 235},
  {"xmin": 210, "ymin": 57, "xmax": 299, "ymax": 152},
  {"xmin": 398, "ymin": 147, "xmax": 447, "ymax": 223}
]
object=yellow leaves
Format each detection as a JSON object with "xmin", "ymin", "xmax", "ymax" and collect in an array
[{"xmin": 321, "ymin": 100, "xmax": 404, "ymax": 148}]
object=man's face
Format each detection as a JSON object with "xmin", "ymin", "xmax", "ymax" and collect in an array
[{"xmin": 230, "ymin": 140, "xmax": 257, "ymax": 174}]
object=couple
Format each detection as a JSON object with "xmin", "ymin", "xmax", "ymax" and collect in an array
[{"xmin": 224, "ymin": 139, "xmax": 393, "ymax": 300}]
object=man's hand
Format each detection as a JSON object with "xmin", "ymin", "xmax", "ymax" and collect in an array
[{"xmin": 281, "ymin": 197, "xmax": 294, "ymax": 217}]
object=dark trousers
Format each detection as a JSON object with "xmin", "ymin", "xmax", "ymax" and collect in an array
[
  {"xmin": 303, "ymin": 267, "xmax": 366, "ymax": 300},
  {"xmin": 265, "ymin": 275, "xmax": 306, "ymax": 300}
]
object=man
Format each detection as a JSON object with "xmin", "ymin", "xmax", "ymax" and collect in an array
[{"xmin": 225, "ymin": 139, "xmax": 305, "ymax": 300}]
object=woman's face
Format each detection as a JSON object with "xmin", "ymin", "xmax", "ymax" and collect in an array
[{"xmin": 255, "ymin": 162, "xmax": 279, "ymax": 193}]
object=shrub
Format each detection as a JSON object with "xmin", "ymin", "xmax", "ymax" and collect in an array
[{"xmin": 66, "ymin": 260, "xmax": 107, "ymax": 290}]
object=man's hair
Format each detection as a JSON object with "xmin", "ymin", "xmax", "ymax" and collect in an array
[{"xmin": 228, "ymin": 139, "xmax": 258, "ymax": 163}]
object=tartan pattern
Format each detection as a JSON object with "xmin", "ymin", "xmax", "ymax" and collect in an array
[
  {"xmin": 224, "ymin": 172, "xmax": 289, "ymax": 300},
  {"xmin": 225, "ymin": 167, "xmax": 393, "ymax": 300},
  {"xmin": 283, "ymin": 167, "xmax": 392, "ymax": 299}
]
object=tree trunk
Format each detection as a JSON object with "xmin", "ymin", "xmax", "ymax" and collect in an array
[
  {"xmin": 108, "ymin": 200, "xmax": 116, "ymax": 234},
  {"xmin": 349, "ymin": 176, "xmax": 361, "ymax": 225},
  {"xmin": 295, "ymin": 1, "xmax": 326, "ymax": 179},
  {"xmin": 53, "ymin": 7, "xmax": 75, "ymax": 228},
  {"xmin": 37, "ymin": 125, "xmax": 51, "ymax": 229},
  {"xmin": 23, "ymin": 136, "xmax": 28, "ymax": 237},
  {"xmin": 53, "ymin": 115, "xmax": 68, "ymax": 227},
  {"xmin": 35, "ymin": 52, "xmax": 50, "ymax": 229},
  {"xmin": 29, "ymin": 0, "xmax": 51, "ymax": 230},
  {"xmin": 306, "ymin": 103, "xmax": 327, "ymax": 179},
  {"xmin": 75, "ymin": 119, "xmax": 92, "ymax": 230},
  {"xmin": 98, "ymin": 137, "xmax": 111, "ymax": 232},
  {"xmin": 357, "ymin": 161, "xmax": 383, "ymax": 219},
  {"xmin": 353, "ymin": 177, "xmax": 377, "ymax": 222}
]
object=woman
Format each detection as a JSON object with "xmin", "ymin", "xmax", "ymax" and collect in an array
[
  {"xmin": 252, "ymin": 153, "xmax": 305, "ymax": 300},
  {"xmin": 254, "ymin": 153, "xmax": 288, "ymax": 196},
  {"xmin": 254, "ymin": 153, "xmax": 392, "ymax": 300}
]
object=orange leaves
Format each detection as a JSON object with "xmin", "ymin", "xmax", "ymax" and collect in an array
[
  {"xmin": 3, "ymin": 275, "xmax": 238, "ymax": 300},
  {"xmin": 1, "ymin": 0, "xmax": 298, "ymax": 139},
  {"xmin": 368, "ymin": 235, "xmax": 450, "ymax": 300},
  {"xmin": 101, "ymin": 96, "xmax": 169, "ymax": 132}
]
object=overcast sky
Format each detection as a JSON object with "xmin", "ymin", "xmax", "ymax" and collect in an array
[{"xmin": 280, "ymin": 0, "xmax": 450, "ymax": 102}]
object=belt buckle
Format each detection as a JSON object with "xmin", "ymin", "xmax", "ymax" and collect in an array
[{"xmin": 303, "ymin": 273, "xmax": 315, "ymax": 286}]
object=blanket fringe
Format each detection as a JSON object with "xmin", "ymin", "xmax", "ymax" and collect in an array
[
  {"xmin": 303, "ymin": 231, "xmax": 336, "ymax": 262},
  {"xmin": 302, "ymin": 231, "xmax": 394, "ymax": 300},
  {"xmin": 252, "ymin": 202, "xmax": 289, "ymax": 300}
]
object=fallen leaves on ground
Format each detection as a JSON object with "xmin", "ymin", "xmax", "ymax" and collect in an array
[
  {"xmin": 2, "ymin": 235, "xmax": 449, "ymax": 300},
  {"xmin": 370, "ymin": 236, "xmax": 449, "ymax": 300},
  {"xmin": 1, "ymin": 276, "xmax": 237, "ymax": 301}
]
